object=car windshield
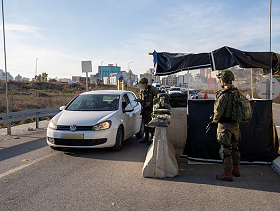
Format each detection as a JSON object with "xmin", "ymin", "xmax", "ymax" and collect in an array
[
  {"xmin": 66, "ymin": 94, "xmax": 120, "ymax": 111},
  {"xmin": 170, "ymin": 87, "xmax": 181, "ymax": 91}
]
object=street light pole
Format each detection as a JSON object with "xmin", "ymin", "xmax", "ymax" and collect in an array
[
  {"xmin": 128, "ymin": 62, "xmax": 133, "ymax": 72},
  {"xmin": 1, "ymin": 0, "xmax": 11, "ymax": 134},
  {"xmin": 35, "ymin": 58, "xmax": 39, "ymax": 80}
]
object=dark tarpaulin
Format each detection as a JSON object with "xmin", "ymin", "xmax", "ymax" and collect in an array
[
  {"xmin": 153, "ymin": 51, "xmax": 211, "ymax": 75},
  {"xmin": 182, "ymin": 100, "xmax": 279, "ymax": 162},
  {"xmin": 153, "ymin": 46, "xmax": 280, "ymax": 75}
]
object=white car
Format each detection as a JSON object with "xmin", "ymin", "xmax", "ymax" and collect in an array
[
  {"xmin": 68, "ymin": 80, "xmax": 81, "ymax": 84},
  {"xmin": 168, "ymin": 87, "xmax": 182, "ymax": 95},
  {"xmin": 47, "ymin": 90, "xmax": 144, "ymax": 151}
]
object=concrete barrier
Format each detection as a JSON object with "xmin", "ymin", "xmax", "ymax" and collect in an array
[
  {"xmin": 142, "ymin": 127, "xmax": 179, "ymax": 178},
  {"xmin": 166, "ymin": 107, "xmax": 188, "ymax": 149},
  {"xmin": 272, "ymin": 156, "xmax": 280, "ymax": 175}
]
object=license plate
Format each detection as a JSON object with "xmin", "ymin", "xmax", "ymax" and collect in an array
[{"xmin": 60, "ymin": 133, "xmax": 84, "ymax": 139}]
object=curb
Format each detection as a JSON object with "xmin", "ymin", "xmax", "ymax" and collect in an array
[{"xmin": 272, "ymin": 156, "xmax": 280, "ymax": 175}]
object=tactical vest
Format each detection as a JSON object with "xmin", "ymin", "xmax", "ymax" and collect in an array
[
  {"xmin": 216, "ymin": 87, "xmax": 238, "ymax": 120},
  {"xmin": 140, "ymin": 85, "xmax": 153, "ymax": 102}
]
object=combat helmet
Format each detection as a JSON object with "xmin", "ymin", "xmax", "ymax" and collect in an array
[
  {"xmin": 217, "ymin": 70, "xmax": 235, "ymax": 83},
  {"xmin": 139, "ymin": 77, "xmax": 148, "ymax": 84}
]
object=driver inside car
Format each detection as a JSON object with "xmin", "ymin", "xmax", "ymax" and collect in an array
[{"xmin": 111, "ymin": 99, "xmax": 119, "ymax": 109}]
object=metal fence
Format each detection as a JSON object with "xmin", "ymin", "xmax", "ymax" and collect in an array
[{"xmin": 0, "ymin": 107, "xmax": 60, "ymax": 135}]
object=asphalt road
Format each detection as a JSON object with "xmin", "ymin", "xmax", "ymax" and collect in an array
[{"xmin": 0, "ymin": 123, "xmax": 280, "ymax": 211}]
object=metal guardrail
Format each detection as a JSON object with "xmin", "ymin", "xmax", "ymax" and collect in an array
[{"xmin": 0, "ymin": 107, "xmax": 60, "ymax": 134}]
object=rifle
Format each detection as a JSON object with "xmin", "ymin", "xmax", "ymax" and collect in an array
[
  {"xmin": 206, "ymin": 114, "xmax": 215, "ymax": 133},
  {"xmin": 136, "ymin": 99, "xmax": 149, "ymax": 115}
]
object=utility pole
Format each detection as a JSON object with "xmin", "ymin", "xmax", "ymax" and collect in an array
[
  {"xmin": 269, "ymin": 0, "xmax": 273, "ymax": 100},
  {"xmin": 1, "ymin": 0, "xmax": 11, "ymax": 135}
]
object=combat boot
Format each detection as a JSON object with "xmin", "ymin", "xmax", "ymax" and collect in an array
[
  {"xmin": 147, "ymin": 139, "xmax": 153, "ymax": 145},
  {"xmin": 232, "ymin": 165, "xmax": 240, "ymax": 177},
  {"xmin": 140, "ymin": 132, "xmax": 149, "ymax": 143},
  {"xmin": 216, "ymin": 169, "xmax": 233, "ymax": 182}
]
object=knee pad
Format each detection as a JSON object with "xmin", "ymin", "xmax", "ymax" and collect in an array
[{"xmin": 223, "ymin": 146, "xmax": 232, "ymax": 161}]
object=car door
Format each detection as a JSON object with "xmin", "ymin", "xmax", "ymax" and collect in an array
[
  {"xmin": 121, "ymin": 93, "xmax": 134, "ymax": 138},
  {"xmin": 127, "ymin": 92, "xmax": 142, "ymax": 134}
]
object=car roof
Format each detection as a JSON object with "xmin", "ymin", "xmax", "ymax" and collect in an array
[{"xmin": 80, "ymin": 90, "xmax": 133, "ymax": 95}]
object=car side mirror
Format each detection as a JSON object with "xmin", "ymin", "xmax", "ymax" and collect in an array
[
  {"xmin": 59, "ymin": 106, "xmax": 66, "ymax": 111},
  {"xmin": 124, "ymin": 105, "xmax": 134, "ymax": 112}
]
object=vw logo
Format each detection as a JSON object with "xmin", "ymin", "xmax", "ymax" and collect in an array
[{"xmin": 70, "ymin": 125, "xmax": 77, "ymax": 132}]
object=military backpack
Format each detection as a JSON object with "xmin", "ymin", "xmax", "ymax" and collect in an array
[{"xmin": 230, "ymin": 91, "xmax": 252, "ymax": 124}]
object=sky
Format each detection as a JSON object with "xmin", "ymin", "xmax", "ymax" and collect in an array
[{"xmin": 0, "ymin": 0, "xmax": 279, "ymax": 80}]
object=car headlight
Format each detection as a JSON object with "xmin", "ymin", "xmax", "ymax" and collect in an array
[
  {"xmin": 92, "ymin": 121, "xmax": 112, "ymax": 131},
  {"xmin": 48, "ymin": 119, "xmax": 57, "ymax": 130}
]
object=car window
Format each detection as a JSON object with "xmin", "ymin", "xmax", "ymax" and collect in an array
[
  {"xmin": 127, "ymin": 93, "xmax": 137, "ymax": 107},
  {"xmin": 66, "ymin": 94, "xmax": 120, "ymax": 111},
  {"xmin": 122, "ymin": 94, "xmax": 131, "ymax": 111}
]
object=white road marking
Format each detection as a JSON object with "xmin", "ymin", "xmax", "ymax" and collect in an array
[{"xmin": 0, "ymin": 153, "xmax": 55, "ymax": 179}]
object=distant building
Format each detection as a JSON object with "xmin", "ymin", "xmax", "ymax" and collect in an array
[
  {"xmin": 106, "ymin": 71, "xmax": 125, "ymax": 85},
  {"xmin": 98, "ymin": 64, "xmax": 121, "ymax": 83},
  {"xmin": 194, "ymin": 73, "xmax": 201, "ymax": 81},
  {"xmin": 90, "ymin": 73, "xmax": 99, "ymax": 83},
  {"xmin": 0, "ymin": 69, "xmax": 4, "ymax": 80},
  {"xmin": 0, "ymin": 69, "xmax": 13, "ymax": 81},
  {"xmin": 200, "ymin": 68, "xmax": 212, "ymax": 82},
  {"xmin": 143, "ymin": 68, "xmax": 161, "ymax": 84},
  {"xmin": 103, "ymin": 76, "xmax": 109, "ymax": 84},
  {"xmin": 161, "ymin": 75, "xmax": 177, "ymax": 86},
  {"xmin": 103, "ymin": 70, "xmax": 138, "ymax": 85},
  {"xmin": 139, "ymin": 73, "xmax": 153, "ymax": 85},
  {"xmin": 125, "ymin": 70, "xmax": 138, "ymax": 85},
  {"xmin": 59, "ymin": 78, "xmax": 71, "ymax": 83},
  {"xmin": 15, "ymin": 74, "xmax": 22, "ymax": 81},
  {"xmin": 22, "ymin": 77, "xmax": 30, "ymax": 82},
  {"xmin": 72, "ymin": 76, "xmax": 82, "ymax": 82},
  {"xmin": 178, "ymin": 75, "xmax": 184, "ymax": 86},
  {"xmin": 183, "ymin": 73, "xmax": 194, "ymax": 86}
]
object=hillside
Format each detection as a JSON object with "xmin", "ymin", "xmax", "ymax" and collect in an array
[{"xmin": 0, "ymin": 81, "xmax": 117, "ymax": 113}]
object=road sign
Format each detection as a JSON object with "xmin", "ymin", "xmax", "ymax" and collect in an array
[
  {"xmin": 81, "ymin": 61, "xmax": 92, "ymax": 73},
  {"xmin": 256, "ymin": 77, "xmax": 280, "ymax": 100},
  {"xmin": 81, "ymin": 61, "xmax": 92, "ymax": 92}
]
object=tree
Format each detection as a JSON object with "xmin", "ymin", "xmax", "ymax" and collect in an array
[
  {"xmin": 41, "ymin": 72, "xmax": 48, "ymax": 82},
  {"xmin": 35, "ymin": 72, "xmax": 48, "ymax": 82}
]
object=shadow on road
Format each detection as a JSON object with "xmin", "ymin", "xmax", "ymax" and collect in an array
[
  {"xmin": 59, "ymin": 137, "xmax": 280, "ymax": 194},
  {"xmin": 61, "ymin": 136, "xmax": 149, "ymax": 163},
  {"xmin": 151, "ymin": 161, "xmax": 280, "ymax": 194},
  {"xmin": 0, "ymin": 137, "xmax": 47, "ymax": 162},
  {"xmin": 1, "ymin": 134, "xmax": 280, "ymax": 194}
]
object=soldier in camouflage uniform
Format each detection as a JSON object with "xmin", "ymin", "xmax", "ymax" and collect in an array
[
  {"xmin": 135, "ymin": 78, "xmax": 158, "ymax": 144},
  {"xmin": 213, "ymin": 70, "xmax": 241, "ymax": 182}
]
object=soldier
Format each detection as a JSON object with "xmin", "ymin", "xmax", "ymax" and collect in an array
[
  {"xmin": 212, "ymin": 70, "xmax": 241, "ymax": 182},
  {"xmin": 135, "ymin": 77, "xmax": 158, "ymax": 144}
]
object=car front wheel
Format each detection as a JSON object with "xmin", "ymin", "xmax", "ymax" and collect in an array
[{"xmin": 111, "ymin": 126, "xmax": 124, "ymax": 151}]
